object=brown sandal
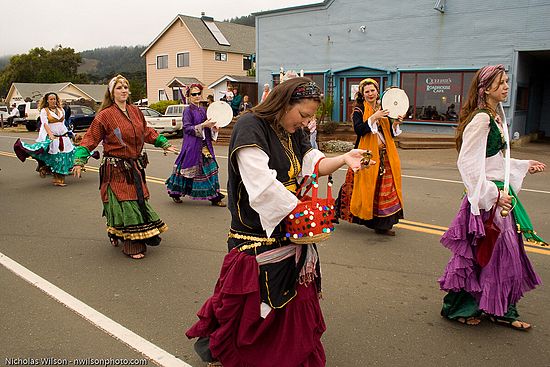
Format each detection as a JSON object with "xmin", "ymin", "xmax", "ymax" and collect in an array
[{"xmin": 211, "ymin": 200, "xmax": 227, "ymax": 207}]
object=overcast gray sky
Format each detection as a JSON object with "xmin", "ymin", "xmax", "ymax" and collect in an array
[{"xmin": 0, "ymin": 0, "xmax": 316, "ymax": 56}]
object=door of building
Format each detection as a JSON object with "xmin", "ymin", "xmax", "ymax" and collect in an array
[{"xmin": 341, "ymin": 77, "xmax": 381, "ymax": 122}]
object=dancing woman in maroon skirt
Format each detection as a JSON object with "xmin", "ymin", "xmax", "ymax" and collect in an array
[
  {"xmin": 438, "ymin": 64, "xmax": 546, "ymax": 330},
  {"xmin": 186, "ymin": 77, "xmax": 374, "ymax": 366}
]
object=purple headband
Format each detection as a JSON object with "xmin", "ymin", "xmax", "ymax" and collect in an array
[{"xmin": 477, "ymin": 64, "xmax": 505, "ymax": 108}]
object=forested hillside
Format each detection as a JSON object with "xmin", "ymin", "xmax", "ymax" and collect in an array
[{"xmin": 79, "ymin": 46, "xmax": 146, "ymax": 77}]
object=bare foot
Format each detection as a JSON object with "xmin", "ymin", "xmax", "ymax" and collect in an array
[{"xmin": 128, "ymin": 253, "xmax": 145, "ymax": 259}]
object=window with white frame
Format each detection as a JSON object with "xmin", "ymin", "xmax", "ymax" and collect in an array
[
  {"xmin": 158, "ymin": 89, "xmax": 167, "ymax": 101},
  {"xmin": 177, "ymin": 52, "xmax": 189, "ymax": 67},
  {"xmin": 215, "ymin": 52, "xmax": 227, "ymax": 62},
  {"xmin": 156, "ymin": 55, "xmax": 168, "ymax": 69}
]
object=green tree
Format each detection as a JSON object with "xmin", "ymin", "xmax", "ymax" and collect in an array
[{"xmin": 0, "ymin": 46, "xmax": 85, "ymax": 97}]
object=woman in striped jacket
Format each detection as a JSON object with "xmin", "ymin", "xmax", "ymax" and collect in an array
[{"xmin": 73, "ymin": 75, "xmax": 178, "ymax": 259}]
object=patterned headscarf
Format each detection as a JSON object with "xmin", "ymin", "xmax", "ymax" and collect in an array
[
  {"xmin": 291, "ymin": 81, "xmax": 321, "ymax": 100},
  {"xmin": 477, "ymin": 64, "xmax": 505, "ymax": 108},
  {"xmin": 108, "ymin": 74, "xmax": 129, "ymax": 97},
  {"xmin": 359, "ymin": 78, "xmax": 379, "ymax": 92}
]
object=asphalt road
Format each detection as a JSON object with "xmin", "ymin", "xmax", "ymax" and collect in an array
[{"xmin": 1, "ymin": 129, "xmax": 549, "ymax": 367}]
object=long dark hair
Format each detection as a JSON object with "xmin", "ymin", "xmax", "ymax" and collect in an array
[
  {"xmin": 38, "ymin": 92, "xmax": 61, "ymax": 110},
  {"xmin": 455, "ymin": 68, "xmax": 504, "ymax": 151},
  {"xmin": 249, "ymin": 77, "xmax": 321, "ymax": 130}
]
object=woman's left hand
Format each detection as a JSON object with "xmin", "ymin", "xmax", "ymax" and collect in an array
[
  {"xmin": 528, "ymin": 160, "xmax": 546, "ymax": 174},
  {"xmin": 164, "ymin": 146, "xmax": 179, "ymax": 155},
  {"xmin": 344, "ymin": 149, "xmax": 376, "ymax": 172}
]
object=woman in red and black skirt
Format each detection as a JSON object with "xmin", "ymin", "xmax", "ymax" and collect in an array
[{"xmin": 186, "ymin": 77, "xmax": 374, "ymax": 366}]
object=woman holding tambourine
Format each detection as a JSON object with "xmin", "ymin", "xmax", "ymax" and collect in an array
[
  {"xmin": 335, "ymin": 78, "xmax": 404, "ymax": 236},
  {"xmin": 165, "ymin": 83, "xmax": 226, "ymax": 206}
]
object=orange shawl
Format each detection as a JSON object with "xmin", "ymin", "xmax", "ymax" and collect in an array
[{"xmin": 350, "ymin": 102, "xmax": 403, "ymax": 219}]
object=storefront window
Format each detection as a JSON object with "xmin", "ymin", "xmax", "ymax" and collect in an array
[{"xmin": 401, "ymin": 71, "xmax": 475, "ymax": 122}]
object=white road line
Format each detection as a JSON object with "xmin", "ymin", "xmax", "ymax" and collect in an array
[{"xmin": 0, "ymin": 252, "xmax": 193, "ymax": 367}]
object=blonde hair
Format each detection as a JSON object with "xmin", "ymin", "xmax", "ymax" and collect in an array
[{"xmin": 99, "ymin": 74, "xmax": 131, "ymax": 111}]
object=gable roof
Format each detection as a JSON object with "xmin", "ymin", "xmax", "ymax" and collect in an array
[
  {"xmin": 8, "ymin": 82, "xmax": 107, "ymax": 103},
  {"xmin": 208, "ymin": 74, "xmax": 257, "ymax": 89},
  {"xmin": 74, "ymin": 84, "xmax": 108, "ymax": 102},
  {"xmin": 167, "ymin": 76, "xmax": 205, "ymax": 88},
  {"xmin": 141, "ymin": 15, "xmax": 255, "ymax": 57}
]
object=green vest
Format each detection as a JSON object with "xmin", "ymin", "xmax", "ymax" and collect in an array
[{"xmin": 479, "ymin": 109, "xmax": 506, "ymax": 157}]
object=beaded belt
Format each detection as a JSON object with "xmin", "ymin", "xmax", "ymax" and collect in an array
[{"xmin": 228, "ymin": 231, "xmax": 278, "ymax": 252}]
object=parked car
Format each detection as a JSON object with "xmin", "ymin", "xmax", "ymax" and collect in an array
[
  {"xmin": 66, "ymin": 105, "xmax": 96, "ymax": 131},
  {"xmin": 139, "ymin": 106, "xmax": 184, "ymax": 137},
  {"xmin": 0, "ymin": 106, "xmax": 9, "ymax": 126},
  {"xmin": 10, "ymin": 101, "xmax": 41, "ymax": 131}
]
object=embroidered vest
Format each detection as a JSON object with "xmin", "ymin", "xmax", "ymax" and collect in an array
[
  {"xmin": 479, "ymin": 109, "xmax": 505, "ymax": 157},
  {"xmin": 46, "ymin": 108, "xmax": 64, "ymax": 123}
]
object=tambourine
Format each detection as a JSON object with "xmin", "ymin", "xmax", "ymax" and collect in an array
[
  {"xmin": 381, "ymin": 88, "xmax": 409, "ymax": 119},
  {"xmin": 206, "ymin": 101, "xmax": 233, "ymax": 128}
]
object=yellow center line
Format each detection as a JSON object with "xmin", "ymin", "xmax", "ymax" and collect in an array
[{"xmin": 2, "ymin": 150, "xmax": 547, "ymax": 255}]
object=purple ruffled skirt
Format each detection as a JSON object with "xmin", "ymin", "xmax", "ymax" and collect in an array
[{"xmin": 438, "ymin": 196, "xmax": 541, "ymax": 316}]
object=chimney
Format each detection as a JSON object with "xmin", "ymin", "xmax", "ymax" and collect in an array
[{"xmin": 201, "ymin": 12, "xmax": 214, "ymax": 22}]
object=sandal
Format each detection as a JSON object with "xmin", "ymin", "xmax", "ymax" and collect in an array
[
  {"xmin": 375, "ymin": 229, "xmax": 396, "ymax": 236},
  {"xmin": 172, "ymin": 197, "xmax": 183, "ymax": 204},
  {"xmin": 211, "ymin": 200, "xmax": 227, "ymax": 207},
  {"xmin": 447, "ymin": 316, "xmax": 481, "ymax": 326},
  {"xmin": 489, "ymin": 316, "xmax": 531, "ymax": 331}
]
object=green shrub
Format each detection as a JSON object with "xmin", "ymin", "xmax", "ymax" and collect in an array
[
  {"xmin": 149, "ymin": 100, "xmax": 180, "ymax": 114},
  {"xmin": 316, "ymin": 95, "xmax": 334, "ymax": 122},
  {"xmin": 319, "ymin": 121, "xmax": 338, "ymax": 134}
]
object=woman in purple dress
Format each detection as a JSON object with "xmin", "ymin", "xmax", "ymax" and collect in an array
[
  {"xmin": 166, "ymin": 84, "xmax": 226, "ymax": 206},
  {"xmin": 438, "ymin": 64, "xmax": 546, "ymax": 330}
]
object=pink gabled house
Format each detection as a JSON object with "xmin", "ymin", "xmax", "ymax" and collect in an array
[{"xmin": 141, "ymin": 14, "xmax": 255, "ymax": 104}]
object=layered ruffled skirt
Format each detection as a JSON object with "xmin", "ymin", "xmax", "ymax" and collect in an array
[
  {"xmin": 438, "ymin": 196, "xmax": 541, "ymax": 317},
  {"xmin": 14, "ymin": 138, "xmax": 74, "ymax": 175},
  {"xmin": 166, "ymin": 152, "xmax": 222, "ymax": 200}
]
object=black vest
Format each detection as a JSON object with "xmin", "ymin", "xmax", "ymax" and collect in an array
[{"xmin": 227, "ymin": 113, "xmax": 312, "ymax": 238}]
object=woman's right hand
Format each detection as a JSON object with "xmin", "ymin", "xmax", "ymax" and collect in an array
[
  {"xmin": 48, "ymin": 134, "xmax": 56, "ymax": 141},
  {"xmin": 202, "ymin": 119, "xmax": 216, "ymax": 129},
  {"xmin": 497, "ymin": 191, "xmax": 513, "ymax": 211},
  {"xmin": 344, "ymin": 149, "xmax": 376, "ymax": 172},
  {"xmin": 371, "ymin": 109, "xmax": 389, "ymax": 121}
]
